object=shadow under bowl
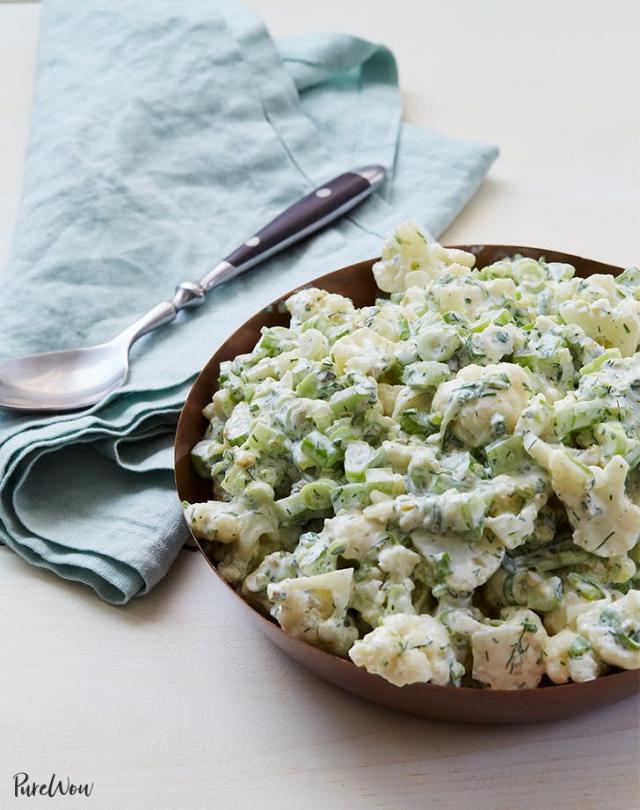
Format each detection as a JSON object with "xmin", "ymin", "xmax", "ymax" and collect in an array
[{"xmin": 175, "ymin": 245, "xmax": 640, "ymax": 723}]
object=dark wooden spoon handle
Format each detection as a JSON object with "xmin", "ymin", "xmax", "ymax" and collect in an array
[{"xmin": 223, "ymin": 166, "xmax": 385, "ymax": 272}]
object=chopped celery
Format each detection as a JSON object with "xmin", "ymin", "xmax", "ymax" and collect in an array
[
  {"xmin": 579, "ymin": 348, "xmax": 622, "ymax": 375},
  {"xmin": 245, "ymin": 421, "xmax": 286, "ymax": 454},
  {"xmin": 485, "ymin": 434, "xmax": 526, "ymax": 475},
  {"xmin": 344, "ymin": 441, "xmax": 374, "ymax": 482},
  {"xmin": 299, "ymin": 431, "xmax": 343, "ymax": 468},
  {"xmin": 553, "ymin": 400, "xmax": 619, "ymax": 437},
  {"xmin": 470, "ymin": 309, "xmax": 514, "ymax": 333},
  {"xmin": 365, "ymin": 467, "xmax": 406, "ymax": 495},
  {"xmin": 220, "ymin": 463, "xmax": 253, "ymax": 497},
  {"xmin": 308, "ymin": 400, "xmax": 333, "ymax": 432},
  {"xmin": 329, "ymin": 383, "xmax": 374, "ymax": 417},
  {"xmin": 299, "ymin": 479, "xmax": 338, "ymax": 510},
  {"xmin": 258, "ymin": 326, "xmax": 292, "ymax": 356},
  {"xmin": 295, "ymin": 371, "xmax": 321, "ymax": 398},
  {"xmin": 402, "ymin": 361, "xmax": 451, "ymax": 390},
  {"xmin": 326, "ymin": 418, "xmax": 362, "ymax": 447},
  {"xmin": 190, "ymin": 439, "xmax": 224, "ymax": 478},
  {"xmin": 224, "ymin": 402, "xmax": 252, "ymax": 445},
  {"xmin": 566, "ymin": 572, "xmax": 607, "ymax": 601},
  {"xmin": 332, "ymin": 482, "xmax": 369, "ymax": 511},
  {"xmin": 275, "ymin": 493, "xmax": 309, "ymax": 525},
  {"xmin": 295, "ymin": 368, "xmax": 339, "ymax": 399},
  {"xmin": 399, "ymin": 409, "xmax": 440, "ymax": 437}
]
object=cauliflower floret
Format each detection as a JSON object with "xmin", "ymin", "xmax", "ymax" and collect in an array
[
  {"xmin": 526, "ymin": 439, "xmax": 640, "ymax": 558},
  {"xmin": 243, "ymin": 350, "xmax": 299, "ymax": 383},
  {"xmin": 348, "ymin": 613, "xmax": 462, "ymax": 686},
  {"xmin": 524, "ymin": 436, "xmax": 590, "ymax": 503},
  {"xmin": 438, "ymin": 608, "xmax": 484, "ymax": 672},
  {"xmin": 543, "ymin": 586, "xmax": 611, "ymax": 635},
  {"xmin": 285, "ymin": 287, "xmax": 354, "ymax": 325},
  {"xmin": 515, "ymin": 392, "xmax": 554, "ymax": 436},
  {"xmin": 442, "ymin": 608, "xmax": 548, "ymax": 689},
  {"xmin": 428, "ymin": 271, "xmax": 487, "ymax": 317},
  {"xmin": 470, "ymin": 324, "xmax": 523, "ymax": 364},
  {"xmin": 349, "ymin": 546, "xmax": 421, "ymax": 627},
  {"xmin": 367, "ymin": 301, "xmax": 414, "ymax": 342},
  {"xmin": 378, "ymin": 544, "xmax": 421, "ymax": 580},
  {"xmin": 331, "ymin": 327, "xmax": 395, "ymax": 377},
  {"xmin": 432, "ymin": 363, "xmax": 532, "ymax": 447},
  {"xmin": 573, "ymin": 274, "xmax": 621, "ymax": 305},
  {"xmin": 470, "ymin": 609, "xmax": 548, "ymax": 689},
  {"xmin": 388, "ymin": 488, "xmax": 489, "ymax": 535},
  {"xmin": 267, "ymin": 569, "xmax": 358, "ymax": 656},
  {"xmin": 380, "ymin": 440, "xmax": 415, "ymax": 472},
  {"xmin": 572, "ymin": 458, "xmax": 640, "ymax": 557},
  {"xmin": 573, "ymin": 458, "xmax": 640, "ymax": 556},
  {"xmin": 186, "ymin": 495, "xmax": 279, "ymax": 584},
  {"xmin": 575, "ymin": 590, "xmax": 640, "ymax": 670},
  {"xmin": 244, "ymin": 551, "xmax": 296, "ymax": 594},
  {"xmin": 323, "ymin": 511, "xmax": 389, "ymax": 563},
  {"xmin": 185, "ymin": 500, "xmax": 242, "ymax": 543},
  {"xmin": 560, "ymin": 295, "xmax": 640, "ymax": 356},
  {"xmin": 416, "ymin": 325, "xmax": 462, "ymax": 363},
  {"xmin": 544, "ymin": 628, "xmax": 603, "ymax": 684},
  {"xmin": 377, "ymin": 545, "xmax": 421, "ymax": 617},
  {"xmin": 372, "ymin": 222, "xmax": 475, "ymax": 294},
  {"xmin": 350, "ymin": 567, "xmax": 386, "ymax": 626},
  {"xmin": 485, "ymin": 495, "xmax": 547, "ymax": 550},
  {"xmin": 410, "ymin": 530, "xmax": 505, "ymax": 593},
  {"xmin": 242, "ymin": 551, "xmax": 297, "ymax": 610},
  {"xmin": 429, "ymin": 272, "xmax": 517, "ymax": 317},
  {"xmin": 298, "ymin": 328, "xmax": 329, "ymax": 360}
]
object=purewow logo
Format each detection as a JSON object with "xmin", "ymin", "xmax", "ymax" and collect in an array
[{"xmin": 13, "ymin": 772, "xmax": 94, "ymax": 799}]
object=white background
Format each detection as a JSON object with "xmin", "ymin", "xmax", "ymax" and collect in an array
[{"xmin": 1, "ymin": 2, "xmax": 639, "ymax": 808}]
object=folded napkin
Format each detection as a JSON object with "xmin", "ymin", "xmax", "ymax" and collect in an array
[{"xmin": 0, "ymin": 0, "xmax": 498, "ymax": 603}]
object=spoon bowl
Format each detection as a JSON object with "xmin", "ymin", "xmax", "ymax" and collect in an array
[{"xmin": 0, "ymin": 338, "xmax": 129, "ymax": 412}]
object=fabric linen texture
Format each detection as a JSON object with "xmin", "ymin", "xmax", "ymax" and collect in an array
[{"xmin": 0, "ymin": 0, "xmax": 498, "ymax": 603}]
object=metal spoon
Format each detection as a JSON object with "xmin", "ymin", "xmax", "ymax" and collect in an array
[{"xmin": 0, "ymin": 165, "xmax": 385, "ymax": 412}]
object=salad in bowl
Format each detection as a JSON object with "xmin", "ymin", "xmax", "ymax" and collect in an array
[{"xmin": 183, "ymin": 223, "xmax": 640, "ymax": 690}]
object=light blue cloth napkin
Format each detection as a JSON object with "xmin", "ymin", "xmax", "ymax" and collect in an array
[{"xmin": 0, "ymin": 0, "xmax": 498, "ymax": 603}]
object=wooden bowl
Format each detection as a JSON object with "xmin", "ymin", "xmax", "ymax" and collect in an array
[{"xmin": 175, "ymin": 245, "xmax": 640, "ymax": 723}]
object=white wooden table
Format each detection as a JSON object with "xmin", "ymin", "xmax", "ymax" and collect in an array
[{"xmin": 1, "ymin": 3, "xmax": 639, "ymax": 808}]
